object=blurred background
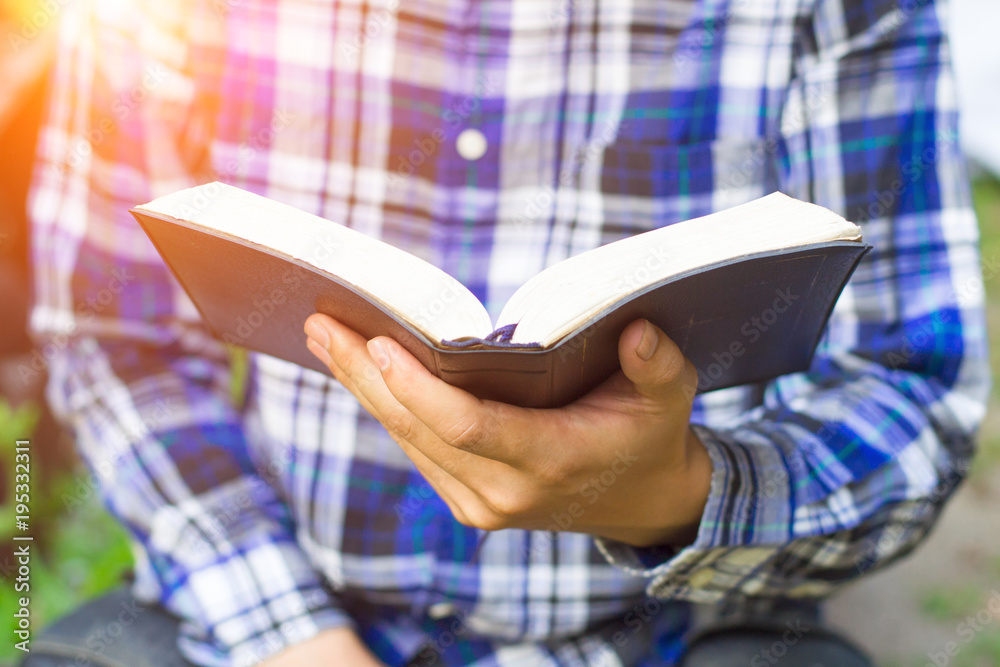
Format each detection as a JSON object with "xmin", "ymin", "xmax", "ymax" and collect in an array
[{"xmin": 0, "ymin": 1, "xmax": 997, "ymax": 665}]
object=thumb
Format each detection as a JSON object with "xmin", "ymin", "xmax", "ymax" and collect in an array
[{"xmin": 617, "ymin": 319, "xmax": 697, "ymax": 403}]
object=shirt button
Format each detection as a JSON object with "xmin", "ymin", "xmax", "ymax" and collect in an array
[
  {"xmin": 427, "ymin": 601, "xmax": 457, "ymax": 620},
  {"xmin": 688, "ymin": 569, "xmax": 715, "ymax": 589},
  {"xmin": 455, "ymin": 128, "xmax": 488, "ymax": 161}
]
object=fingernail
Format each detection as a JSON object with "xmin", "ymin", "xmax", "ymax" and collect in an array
[
  {"xmin": 367, "ymin": 339, "xmax": 391, "ymax": 371},
  {"xmin": 636, "ymin": 320, "xmax": 659, "ymax": 361},
  {"xmin": 305, "ymin": 319, "xmax": 330, "ymax": 349}
]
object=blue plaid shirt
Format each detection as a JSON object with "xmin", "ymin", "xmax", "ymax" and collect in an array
[{"xmin": 30, "ymin": 0, "xmax": 989, "ymax": 664}]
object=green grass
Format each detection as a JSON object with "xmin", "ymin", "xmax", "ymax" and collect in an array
[
  {"xmin": 0, "ymin": 402, "xmax": 133, "ymax": 664},
  {"xmin": 972, "ymin": 174, "xmax": 1000, "ymax": 475},
  {"xmin": 920, "ymin": 584, "xmax": 989, "ymax": 622},
  {"xmin": 901, "ymin": 629, "xmax": 1000, "ymax": 667}
]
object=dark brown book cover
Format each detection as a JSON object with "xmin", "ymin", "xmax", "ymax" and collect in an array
[{"xmin": 131, "ymin": 207, "xmax": 869, "ymax": 408}]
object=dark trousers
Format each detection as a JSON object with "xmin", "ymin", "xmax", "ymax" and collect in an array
[
  {"xmin": 20, "ymin": 588, "xmax": 873, "ymax": 667},
  {"xmin": 19, "ymin": 590, "xmax": 194, "ymax": 667}
]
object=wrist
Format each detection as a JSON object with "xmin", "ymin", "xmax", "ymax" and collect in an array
[
  {"xmin": 666, "ymin": 425, "xmax": 712, "ymax": 545},
  {"xmin": 595, "ymin": 426, "xmax": 711, "ymax": 548}
]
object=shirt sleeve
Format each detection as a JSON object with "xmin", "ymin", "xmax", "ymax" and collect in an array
[
  {"xmin": 29, "ymin": 1, "xmax": 352, "ymax": 663},
  {"xmin": 597, "ymin": 0, "xmax": 991, "ymax": 601}
]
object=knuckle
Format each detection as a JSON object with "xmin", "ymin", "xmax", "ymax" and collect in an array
[
  {"xmin": 479, "ymin": 485, "xmax": 532, "ymax": 523},
  {"xmin": 659, "ymin": 347, "xmax": 687, "ymax": 384},
  {"xmin": 441, "ymin": 501, "xmax": 472, "ymax": 527},
  {"xmin": 384, "ymin": 410, "xmax": 417, "ymax": 442},
  {"xmin": 536, "ymin": 454, "xmax": 578, "ymax": 488},
  {"xmin": 464, "ymin": 505, "xmax": 510, "ymax": 532},
  {"xmin": 361, "ymin": 362, "xmax": 381, "ymax": 383},
  {"xmin": 443, "ymin": 415, "xmax": 487, "ymax": 453}
]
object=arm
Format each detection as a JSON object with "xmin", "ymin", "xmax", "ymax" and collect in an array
[
  {"xmin": 600, "ymin": 0, "xmax": 990, "ymax": 599},
  {"xmin": 262, "ymin": 628, "xmax": 383, "ymax": 667},
  {"xmin": 30, "ymin": 1, "xmax": 358, "ymax": 662},
  {"xmin": 300, "ymin": 0, "xmax": 988, "ymax": 603}
]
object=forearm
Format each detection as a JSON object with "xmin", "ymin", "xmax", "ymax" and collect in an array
[{"xmin": 262, "ymin": 627, "xmax": 385, "ymax": 667}]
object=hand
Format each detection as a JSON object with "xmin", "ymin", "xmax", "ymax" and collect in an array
[
  {"xmin": 305, "ymin": 315, "xmax": 712, "ymax": 547},
  {"xmin": 261, "ymin": 627, "xmax": 385, "ymax": 666}
]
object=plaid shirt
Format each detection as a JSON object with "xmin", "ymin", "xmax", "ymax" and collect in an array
[{"xmin": 30, "ymin": 0, "xmax": 989, "ymax": 664}]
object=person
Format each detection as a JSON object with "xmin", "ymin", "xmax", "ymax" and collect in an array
[{"xmin": 25, "ymin": 0, "xmax": 989, "ymax": 665}]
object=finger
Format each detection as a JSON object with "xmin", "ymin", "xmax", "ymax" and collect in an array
[
  {"xmin": 305, "ymin": 315, "xmax": 443, "ymax": 450},
  {"xmin": 367, "ymin": 335, "xmax": 545, "ymax": 470},
  {"xmin": 306, "ymin": 337, "xmax": 384, "ymax": 419},
  {"xmin": 306, "ymin": 314, "xmax": 521, "ymax": 493},
  {"xmin": 390, "ymin": 432, "xmax": 484, "ymax": 527},
  {"xmin": 617, "ymin": 319, "xmax": 697, "ymax": 404},
  {"xmin": 304, "ymin": 317, "xmax": 488, "ymax": 524}
]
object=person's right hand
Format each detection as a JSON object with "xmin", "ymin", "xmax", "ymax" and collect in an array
[{"xmin": 261, "ymin": 626, "xmax": 386, "ymax": 666}]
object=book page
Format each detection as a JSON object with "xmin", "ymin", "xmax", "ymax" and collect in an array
[
  {"xmin": 138, "ymin": 183, "xmax": 495, "ymax": 343},
  {"xmin": 498, "ymin": 193, "xmax": 862, "ymax": 346}
]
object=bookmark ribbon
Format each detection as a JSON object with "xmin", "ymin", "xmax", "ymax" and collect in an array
[{"xmin": 441, "ymin": 323, "xmax": 541, "ymax": 349}]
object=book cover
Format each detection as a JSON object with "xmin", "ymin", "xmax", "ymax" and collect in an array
[{"xmin": 131, "ymin": 206, "xmax": 869, "ymax": 408}]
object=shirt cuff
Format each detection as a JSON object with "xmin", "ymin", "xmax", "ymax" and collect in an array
[{"xmin": 594, "ymin": 423, "xmax": 793, "ymax": 602}]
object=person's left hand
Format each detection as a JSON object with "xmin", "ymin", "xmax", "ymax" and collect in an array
[{"xmin": 304, "ymin": 314, "xmax": 712, "ymax": 548}]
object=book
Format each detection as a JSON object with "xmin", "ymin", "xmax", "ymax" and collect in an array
[{"xmin": 130, "ymin": 183, "xmax": 870, "ymax": 408}]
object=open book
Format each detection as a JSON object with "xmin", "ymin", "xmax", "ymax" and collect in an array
[{"xmin": 131, "ymin": 183, "xmax": 869, "ymax": 408}]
